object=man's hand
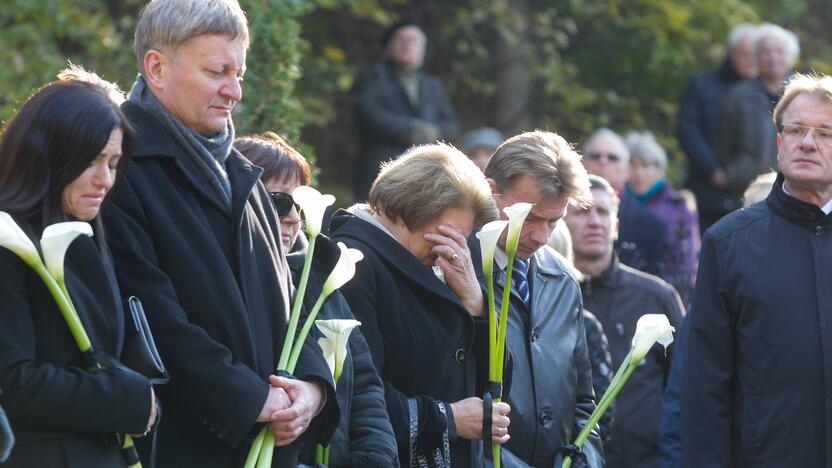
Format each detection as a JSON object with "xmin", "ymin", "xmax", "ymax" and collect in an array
[
  {"xmin": 267, "ymin": 375, "xmax": 325, "ymax": 447},
  {"xmin": 257, "ymin": 385, "xmax": 291, "ymax": 422}
]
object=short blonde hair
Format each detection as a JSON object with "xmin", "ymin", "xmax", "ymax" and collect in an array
[
  {"xmin": 369, "ymin": 143, "xmax": 497, "ymax": 231},
  {"xmin": 135, "ymin": 0, "xmax": 249, "ymax": 75},
  {"xmin": 486, "ymin": 130, "xmax": 592, "ymax": 207},
  {"xmin": 773, "ymin": 73, "xmax": 832, "ymax": 130}
]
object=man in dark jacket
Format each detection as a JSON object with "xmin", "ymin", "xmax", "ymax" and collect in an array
[
  {"xmin": 582, "ymin": 128, "xmax": 668, "ymax": 277},
  {"xmin": 102, "ymin": 1, "xmax": 338, "ymax": 466},
  {"xmin": 352, "ymin": 19, "xmax": 459, "ymax": 200},
  {"xmin": 471, "ymin": 130, "xmax": 604, "ymax": 467},
  {"xmin": 715, "ymin": 23, "xmax": 800, "ymax": 206},
  {"xmin": 677, "ymin": 23, "xmax": 758, "ymax": 231},
  {"xmin": 566, "ymin": 175, "xmax": 684, "ymax": 468},
  {"xmin": 682, "ymin": 74, "xmax": 832, "ymax": 467}
]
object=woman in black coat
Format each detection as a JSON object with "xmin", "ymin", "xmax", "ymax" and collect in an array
[
  {"xmin": 0, "ymin": 75, "xmax": 156, "ymax": 466},
  {"xmin": 236, "ymin": 133, "xmax": 398, "ymax": 467},
  {"xmin": 330, "ymin": 143, "xmax": 511, "ymax": 467}
]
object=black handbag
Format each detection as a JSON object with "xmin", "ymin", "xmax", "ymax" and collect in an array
[{"xmin": 122, "ymin": 296, "xmax": 169, "ymax": 385}]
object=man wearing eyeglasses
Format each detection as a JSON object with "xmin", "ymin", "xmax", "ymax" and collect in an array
[
  {"xmin": 582, "ymin": 128, "xmax": 669, "ymax": 278},
  {"xmin": 683, "ymin": 73, "xmax": 832, "ymax": 467}
]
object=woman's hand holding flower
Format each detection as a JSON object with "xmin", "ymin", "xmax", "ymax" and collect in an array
[{"xmin": 449, "ymin": 397, "xmax": 511, "ymax": 444}]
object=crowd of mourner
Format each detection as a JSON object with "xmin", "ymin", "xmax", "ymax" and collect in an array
[{"xmin": 0, "ymin": 1, "xmax": 830, "ymax": 467}]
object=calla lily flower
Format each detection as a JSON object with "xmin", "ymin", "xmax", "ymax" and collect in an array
[
  {"xmin": 631, "ymin": 314, "xmax": 675, "ymax": 362},
  {"xmin": 503, "ymin": 202, "xmax": 533, "ymax": 250},
  {"xmin": 40, "ymin": 222, "xmax": 93, "ymax": 280},
  {"xmin": 322, "ymin": 243, "xmax": 364, "ymax": 296},
  {"xmin": 476, "ymin": 220, "xmax": 508, "ymax": 276},
  {"xmin": 316, "ymin": 319, "xmax": 362, "ymax": 386},
  {"xmin": 292, "ymin": 186, "xmax": 336, "ymax": 238},
  {"xmin": 0, "ymin": 211, "xmax": 40, "ymax": 264}
]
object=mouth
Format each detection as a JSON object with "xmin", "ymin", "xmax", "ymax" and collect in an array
[{"xmin": 794, "ymin": 157, "xmax": 821, "ymax": 166}]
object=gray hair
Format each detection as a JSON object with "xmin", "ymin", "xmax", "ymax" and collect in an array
[
  {"xmin": 727, "ymin": 23, "xmax": 758, "ymax": 51},
  {"xmin": 743, "ymin": 171, "xmax": 777, "ymax": 207},
  {"xmin": 583, "ymin": 128, "xmax": 630, "ymax": 164},
  {"xmin": 754, "ymin": 22, "xmax": 800, "ymax": 68},
  {"xmin": 624, "ymin": 131, "xmax": 667, "ymax": 170},
  {"xmin": 134, "ymin": 0, "xmax": 249, "ymax": 75}
]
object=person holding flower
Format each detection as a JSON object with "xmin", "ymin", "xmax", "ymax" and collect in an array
[
  {"xmin": 330, "ymin": 143, "xmax": 510, "ymax": 467},
  {"xmin": 236, "ymin": 133, "xmax": 398, "ymax": 467},
  {"xmin": 0, "ymin": 74, "xmax": 157, "ymax": 466},
  {"xmin": 468, "ymin": 131, "xmax": 604, "ymax": 467}
]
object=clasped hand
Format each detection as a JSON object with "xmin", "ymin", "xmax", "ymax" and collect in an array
[{"xmin": 256, "ymin": 376, "xmax": 325, "ymax": 446}]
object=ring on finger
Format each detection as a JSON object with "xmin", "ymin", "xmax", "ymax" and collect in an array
[{"xmin": 451, "ymin": 253, "xmax": 459, "ymax": 261}]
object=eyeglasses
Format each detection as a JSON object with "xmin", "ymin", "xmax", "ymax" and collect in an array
[
  {"xmin": 780, "ymin": 124, "xmax": 832, "ymax": 145},
  {"xmin": 586, "ymin": 152, "xmax": 622, "ymax": 163},
  {"xmin": 269, "ymin": 192, "xmax": 300, "ymax": 218}
]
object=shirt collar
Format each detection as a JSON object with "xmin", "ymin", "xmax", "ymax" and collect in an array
[{"xmin": 782, "ymin": 182, "xmax": 832, "ymax": 215}]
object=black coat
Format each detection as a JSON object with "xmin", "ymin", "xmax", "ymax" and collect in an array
[
  {"xmin": 676, "ymin": 61, "xmax": 744, "ymax": 228},
  {"xmin": 581, "ymin": 256, "xmax": 684, "ymax": 468},
  {"xmin": 616, "ymin": 191, "xmax": 668, "ymax": 278},
  {"xmin": 0, "ymin": 232, "xmax": 153, "ymax": 468},
  {"xmin": 286, "ymin": 237, "xmax": 398, "ymax": 467},
  {"xmin": 102, "ymin": 102, "xmax": 338, "ymax": 467},
  {"xmin": 583, "ymin": 310, "xmax": 614, "ymax": 444},
  {"xmin": 352, "ymin": 61, "xmax": 459, "ymax": 199},
  {"xmin": 682, "ymin": 174, "xmax": 832, "ymax": 467},
  {"xmin": 330, "ymin": 209, "xmax": 490, "ymax": 467}
]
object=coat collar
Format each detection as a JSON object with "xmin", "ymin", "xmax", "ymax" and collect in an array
[
  {"xmin": 121, "ymin": 101, "xmax": 263, "ymax": 223},
  {"xmin": 767, "ymin": 172, "xmax": 832, "ymax": 227}
]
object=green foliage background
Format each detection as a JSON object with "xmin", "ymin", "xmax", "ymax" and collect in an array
[{"xmin": 2, "ymin": 0, "xmax": 830, "ymax": 200}]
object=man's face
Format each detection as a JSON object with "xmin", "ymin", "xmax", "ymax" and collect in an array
[
  {"xmin": 758, "ymin": 36, "xmax": 790, "ymax": 82},
  {"xmin": 777, "ymin": 93, "xmax": 832, "ymax": 193},
  {"xmin": 491, "ymin": 175, "xmax": 570, "ymax": 261},
  {"xmin": 730, "ymin": 35, "xmax": 758, "ymax": 79},
  {"xmin": 564, "ymin": 188, "xmax": 618, "ymax": 263},
  {"xmin": 387, "ymin": 26, "xmax": 426, "ymax": 71},
  {"xmin": 582, "ymin": 135, "xmax": 629, "ymax": 192},
  {"xmin": 152, "ymin": 34, "xmax": 246, "ymax": 136}
]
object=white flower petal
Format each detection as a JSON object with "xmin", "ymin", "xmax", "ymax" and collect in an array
[
  {"xmin": 315, "ymin": 319, "xmax": 361, "ymax": 386},
  {"xmin": 0, "ymin": 212, "xmax": 40, "ymax": 263},
  {"xmin": 40, "ymin": 222, "xmax": 94, "ymax": 279},
  {"xmin": 292, "ymin": 186, "xmax": 336, "ymax": 237},
  {"xmin": 475, "ymin": 220, "xmax": 508, "ymax": 273},
  {"xmin": 631, "ymin": 314, "xmax": 676, "ymax": 362},
  {"xmin": 503, "ymin": 202, "xmax": 533, "ymax": 252},
  {"xmin": 321, "ymin": 243, "xmax": 364, "ymax": 296}
]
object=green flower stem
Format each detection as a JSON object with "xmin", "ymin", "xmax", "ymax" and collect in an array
[
  {"xmin": 485, "ymin": 263, "xmax": 497, "ymax": 382},
  {"xmin": 31, "ymin": 261, "xmax": 92, "ymax": 352},
  {"xmin": 244, "ymin": 428, "xmax": 267, "ymax": 468},
  {"xmin": 277, "ymin": 234, "xmax": 318, "ymax": 371},
  {"xmin": 495, "ymin": 246, "xmax": 517, "ymax": 383},
  {"xmin": 315, "ymin": 444, "xmax": 324, "ymax": 465},
  {"xmin": 562, "ymin": 349, "xmax": 637, "ymax": 468},
  {"xmin": 123, "ymin": 435, "xmax": 141, "ymax": 468},
  {"xmin": 256, "ymin": 432, "xmax": 274, "ymax": 468},
  {"xmin": 286, "ymin": 292, "xmax": 327, "ymax": 373},
  {"xmin": 323, "ymin": 445, "xmax": 330, "ymax": 465}
]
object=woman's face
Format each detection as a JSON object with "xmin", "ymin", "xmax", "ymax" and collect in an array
[
  {"xmin": 407, "ymin": 207, "xmax": 475, "ymax": 268},
  {"xmin": 62, "ymin": 127, "xmax": 123, "ymax": 221},
  {"xmin": 628, "ymin": 158, "xmax": 663, "ymax": 195},
  {"xmin": 265, "ymin": 176, "xmax": 302, "ymax": 251}
]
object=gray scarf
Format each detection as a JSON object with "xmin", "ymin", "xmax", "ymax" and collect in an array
[{"xmin": 128, "ymin": 76, "xmax": 233, "ymax": 210}]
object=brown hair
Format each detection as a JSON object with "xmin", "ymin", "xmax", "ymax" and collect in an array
[
  {"xmin": 369, "ymin": 143, "xmax": 497, "ymax": 231},
  {"xmin": 587, "ymin": 174, "xmax": 620, "ymax": 212},
  {"xmin": 234, "ymin": 132, "xmax": 311, "ymax": 186}
]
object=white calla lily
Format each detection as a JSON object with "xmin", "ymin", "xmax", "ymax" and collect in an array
[
  {"xmin": 316, "ymin": 319, "xmax": 361, "ymax": 386},
  {"xmin": 476, "ymin": 220, "xmax": 508, "ymax": 276},
  {"xmin": 292, "ymin": 185, "xmax": 336, "ymax": 238},
  {"xmin": 322, "ymin": 242, "xmax": 364, "ymax": 296},
  {"xmin": 0, "ymin": 211, "xmax": 40, "ymax": 264},
  {"xmin": 631, "ymin": 314, "xmax": 676, "ymax": 362},
  {"xmin": 40, "ymin": 222, "xmax": 93, "ymax": 280},
  {"xmin": 503, "ymin": 202, "xmax": 533, "ymax": 250}
]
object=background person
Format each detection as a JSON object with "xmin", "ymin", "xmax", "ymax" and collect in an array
[
  {"xmin": 0, "ymin": 75, "xmax": 157, "ymax": 467},
  {"xmin": 236, "ymin": 132, "xmax": 399, "ymax": 467},
  {"xmin": 460, "ymin": 127, "xmax": 504, "ymax": 173},
  {"xmin": 331, "ymin": 143, "xmax": 509, "ymax": 467}
]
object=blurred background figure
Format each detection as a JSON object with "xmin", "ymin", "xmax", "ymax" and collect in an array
[
  {"xmin": 583, "ymin": 128, "xmax": 669, "ymax": 277},
  {"xmin": 625, "ymin": 131, "xmax": 700, "ymax": 306},
  {"xmin": 0, "ymin": 399, "xmax": 10, "ymax": 463},
  {"xmin": 677, "ymin": 23, "xmax": 759, "ymax": 232},
  {"xmin": 743, "ymin": 171, "xmax": 778, "ymax": 207},
  {"xmin": 352, "ymin": 18, "xmax": 459, "ymax": 201},
  {"xmin": 715, "ymin": 23, "xmax": 800, "ymax": 206},
  {"xmin": 459, "ymin": 126, "xmax": 503, "ymax": 173}
]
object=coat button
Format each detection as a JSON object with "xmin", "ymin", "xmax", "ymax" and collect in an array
[
  {"xmin": 454, "ymin": 348, "xmax": 466, "ymax": 364},
  {"xmin": 539, "ymin": 407, "xmax": 553, "ymax": 428},
  {"xmin": 816, "ymin": 226, "xmax": 824, "ymax": 236},
  {"xmin": 530, "ymin": 328, "xmax": 539, "ymax": 342}
]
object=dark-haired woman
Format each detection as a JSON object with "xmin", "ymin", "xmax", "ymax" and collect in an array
[
  {"xmin": 0, "ymin": 74, "xmax": 156, "ymax": 467},
  {"xmin": 236, "ymin": 132, "xmax": 398, "ymax": 467}
]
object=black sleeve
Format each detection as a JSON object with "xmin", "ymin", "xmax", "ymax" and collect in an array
[
  {"xmin": 570, "ymin": 299, "xmax": 604, "ymax": 468},
  {"xmin": 677, "ymin": 77, "xmax": 719, "ymax": 179},
  {"xmin": 430, "ymin": 79, "xmax": 459, "ymax": 140},
  {"xmin": 353, "ymin": 66, "xmax": 417, "ymax": 147}
]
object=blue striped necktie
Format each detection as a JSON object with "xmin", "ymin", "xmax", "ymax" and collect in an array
[{"xmin": 512, "ymin": 258, "xmax": 530, "ymax": 308}]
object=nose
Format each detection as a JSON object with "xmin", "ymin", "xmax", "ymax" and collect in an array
[
  {"xmin": 221, "ymin": 75, "xmax": 243, "ymax": 103},
  {"xmin": 528, "ymin": 222, "xmax": 551, "ymax": 246},
  {"xmin": 585, "ymin": 208, "xmax": 603, "ymax": 227},
  {"xmin": 281, "ymin": 205, "xmax": 301, "ymax": 226},
  {"xmin": 93, "ymin": 164, "xmax": 114, "ymax": 192},
  {"xmin": 799, "ymin": 128, "xmax": 819, "ymax": 149}
]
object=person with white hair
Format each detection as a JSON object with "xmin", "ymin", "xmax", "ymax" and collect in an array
[
  {"xmin": 677, "ymin": 23, "xmax": 759, "ymax": 232},
  {"xmin": 625, "ymin": 131, "xmax": 700, "ymax": 305},
  {"xmin": 715, "ymin": 23, "xmax": 800, "ymax": 207}
]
